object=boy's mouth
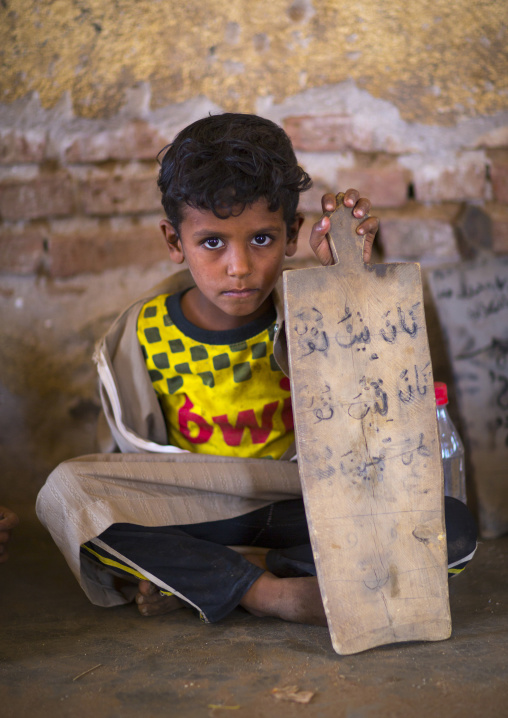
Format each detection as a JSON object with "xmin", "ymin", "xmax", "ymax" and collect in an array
[{"xmin": 222, "ymin": 288, "xmax": 258, "ymax": 298}]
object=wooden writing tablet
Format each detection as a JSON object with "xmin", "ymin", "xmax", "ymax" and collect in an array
[{"xmin": 284, "ymin": 195, "xmax": 451, "ymax": 654}]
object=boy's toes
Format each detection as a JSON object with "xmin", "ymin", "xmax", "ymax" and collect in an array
[
  {"xmin": 136, "ymin": 580, "xmax": 184, "ymax": 616},
  {"xmin": 138, "ymin": 579, "xmax": 158, "ymax": 597},
  {"xmin": 136, "ymin": 592, "xmax": 184, "ymax": 616}
]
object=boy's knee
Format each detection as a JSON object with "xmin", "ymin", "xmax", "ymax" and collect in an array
[
  {"xmin": 445, "ymin": 496, "xmax": 478, "ymax": 576},
  {"xmin": 37, "ymin": 456, "xmax": 95, "ymax": 519}
]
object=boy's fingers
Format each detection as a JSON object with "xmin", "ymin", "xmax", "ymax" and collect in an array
[
  {"xmin": 322, "ymin": 189, "xmax": 370, "ymax": 217},
  {"xmin": 363, "ymin": 235, "xmax": 375, "ymax": 263},
  {"xmin": 357, "ymin": 216, "xmax": 379, "ymax": 237},
  {"xmin": 357, "ymin": 217, "xmax": 379, "ymax": 263},
  {"xmin": 352, "ymin": 196, "xmax": 372, "ymax": 218},
  {"xmin": 313, "ymin": 191, "xmax": 379, "ymax": 266},
  {"xmin": 309, "ymin": 215, "xmax": 334, "ymax": 266},
  {"xmin": 342, "ymin": 188, "xmax": 360, "ymax": 207},
  {"xmin": 321, "ymin": 193, "xmax": 338, "ymax": 213}
]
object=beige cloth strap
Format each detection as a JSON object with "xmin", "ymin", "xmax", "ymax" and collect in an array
[{"xmin": 36, "ymin": 452, "xmax": 302, "ymax": 606}]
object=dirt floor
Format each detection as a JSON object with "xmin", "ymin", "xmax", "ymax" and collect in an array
[{"xmin": 1, "ymin": 504, "xmax": 507, "ymax": 718}]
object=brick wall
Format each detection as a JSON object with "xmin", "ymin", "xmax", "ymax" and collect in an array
[
  {"xmin": 0, "ymin": 120, "xmax": 171, "ymax": 277},
  {"xmin": 281, "ymin": 113, "xmax": 508, "ymax": 263},
  {"xmin": 1, "ymin": 102, "xmax": 507, "ymax": 278}
]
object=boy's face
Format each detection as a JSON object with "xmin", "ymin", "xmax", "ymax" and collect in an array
[{"xmin": 160, "ymin": 199, "xmax": 302, "ymax": 331}]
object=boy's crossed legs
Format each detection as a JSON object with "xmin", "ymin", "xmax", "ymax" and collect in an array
[
  {"xmin": 82, "ymin": 499, "xmax": 327, "ymax": 625},
  {"xmin": 81, "ymin": 496, "xmax": 477, "ymax": 626}
]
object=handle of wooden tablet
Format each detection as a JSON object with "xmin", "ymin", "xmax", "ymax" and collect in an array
[{"xmin": 326, "ymin": 192, "xmax": 366, "ymax": 269}]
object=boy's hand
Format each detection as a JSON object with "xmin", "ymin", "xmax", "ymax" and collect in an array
[
  {"xmin": 309, "ymin": 189, "xmax": 379, "ymax": 266},
  {"xmin": 0, "ymin": 507, "xmax": 19, "ymax": 563}
]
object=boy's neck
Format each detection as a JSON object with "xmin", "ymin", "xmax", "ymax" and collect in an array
[{"xmin": 180, "ymin": 286, "xmax": 276, "ymax": 332}]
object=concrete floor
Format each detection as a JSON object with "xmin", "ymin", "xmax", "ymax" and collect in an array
[{"xmin": 1, "ymin": 505, "xmax": 507, "ymax": 718}]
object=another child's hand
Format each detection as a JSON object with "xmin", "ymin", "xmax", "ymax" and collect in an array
[
  {"xmin": 309, "ymin": 189, "xmax": 379, "ymax": 266},
  {"xmin": 0, "ymin": 507, "xmax": 19, "ymax": 563}
]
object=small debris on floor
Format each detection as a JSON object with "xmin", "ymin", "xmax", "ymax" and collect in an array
[
  {"xmin": 72, "ymin": 663, "xmax": 103, "ymax": 681},
  {"xmin": 207, "ymin": 705, "xmax": 241, "ymax": 710},
  {"xmin": 271, "ymin": 685, "xmax": 315, "ymax": 703}
]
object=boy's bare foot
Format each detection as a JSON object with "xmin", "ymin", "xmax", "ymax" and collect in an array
[
  {"xmin": 240, "ymin": 572, "xmax": 328, "ymax": 626},
  {"xmin": 134, "ymin": 553, "xmax": 267, "ymax": 618},
  {"xmin": 135, "ymin": 580, "xmax": 184, "ymax": 616},
  {"xmin": 134, "ymin": 564, "xmax": 327, "ymax": 626}
]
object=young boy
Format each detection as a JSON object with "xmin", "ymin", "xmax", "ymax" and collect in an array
[{"xmin": 36, "ymin": 113, "xmax": 476, "ymax": 627}]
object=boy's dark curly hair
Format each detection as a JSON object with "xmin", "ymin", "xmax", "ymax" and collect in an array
[{"xmin": 157, "ymin": 113, "xmax": 312, "ymax": 233}]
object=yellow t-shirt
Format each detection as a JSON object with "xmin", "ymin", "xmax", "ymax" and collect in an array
[{"xmin": 137, "ymin": 291, "xmax": 294, "ymax": 459}]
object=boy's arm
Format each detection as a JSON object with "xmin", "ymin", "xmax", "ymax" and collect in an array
[{"xmin": 309, "ymin": 189, "xmax": 379, "ymax": 266}]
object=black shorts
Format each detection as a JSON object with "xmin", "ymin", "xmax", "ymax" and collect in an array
[
  {"xmin": 82, "ymin": 498, "xmax": 310, "ymax": 623},
  {"xmin": 81, "ymin": 496, "xmax": 477, "ymax": 623}
]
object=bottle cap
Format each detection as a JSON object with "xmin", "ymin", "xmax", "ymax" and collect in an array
[{"xmin": 435, "ymin": 382, "xmax": 448, "ymax": 406}]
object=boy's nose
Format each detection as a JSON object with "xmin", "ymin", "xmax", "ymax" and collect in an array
[{"xmin": 226, "ymin": 246, "xmax": 252, "ymax": 278}]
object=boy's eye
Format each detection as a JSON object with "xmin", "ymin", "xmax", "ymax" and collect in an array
[
  {"xmin": 251, "ymin": 234, "xmax": 273, "ymax": 247},
  {"xmin": 202, "ymin": 237, "xmax": 224, "ymax": 249}
]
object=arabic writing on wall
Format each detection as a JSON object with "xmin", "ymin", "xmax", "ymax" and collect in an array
[{"xmin": 430, "ymin": 259, "xmax": 508, "ymax": 452}]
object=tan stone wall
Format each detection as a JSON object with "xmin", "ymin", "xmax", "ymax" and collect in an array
[
  {"xmin": 2, "ymin": 0, "xmax": 507, "ymax": 122},
  {"xmin": 1, "ymin": 0, "xmax": 507, "ymax": 506}
]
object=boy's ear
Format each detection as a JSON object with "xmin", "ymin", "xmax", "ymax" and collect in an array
[
  {"xmin": 285, "ymin": 213, "xmax": 304, "ymax": 257},
  {"xmin": 160, "ymin": 219, "xmax": 185, "ymax": 264}
]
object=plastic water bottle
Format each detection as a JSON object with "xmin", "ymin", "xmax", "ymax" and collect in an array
[{"xmin": 435, "ymin": 382, "xmax": 467, "ymax": 504}]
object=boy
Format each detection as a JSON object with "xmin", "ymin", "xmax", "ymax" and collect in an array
[{"xmin": 37, "ymin": 114, "xmax": 476, "ymax": 627}]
